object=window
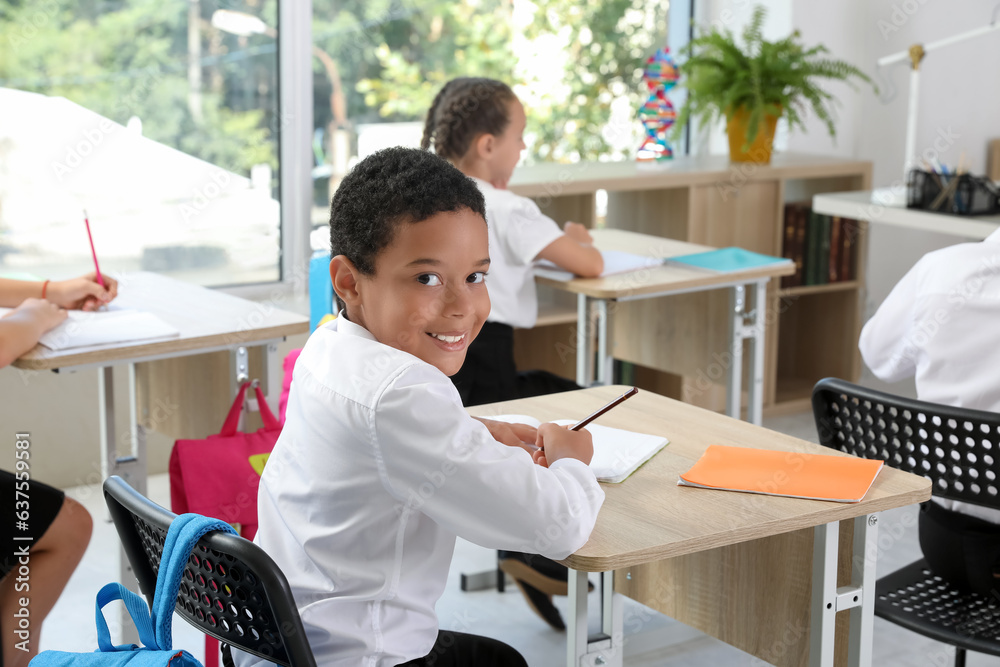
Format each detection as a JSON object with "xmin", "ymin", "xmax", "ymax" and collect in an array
[
  {"xmin": 0, "ymin": 1, "xmax": 281, "ymax": 287},
  {"xmin": 308, "ymin": 0, "xmax": 678, "ymax": 231}
]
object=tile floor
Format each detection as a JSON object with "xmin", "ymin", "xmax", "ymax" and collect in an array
[{"xmin": 34, "ymin": 373, "xmax": 1000, "ymax": 665}]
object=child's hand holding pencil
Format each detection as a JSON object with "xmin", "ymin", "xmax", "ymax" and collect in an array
[{"xmin": 45, "ymin": 273, "xmax": 118, "ymax": 311}]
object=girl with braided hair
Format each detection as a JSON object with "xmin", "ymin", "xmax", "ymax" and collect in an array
[{"xmin": 422, "ymin": 77, "xmax": 603, "ymax": 631}]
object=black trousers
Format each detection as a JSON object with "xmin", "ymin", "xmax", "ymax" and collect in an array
[
  {"xmin": 396, "ymin": 631, "xmax": 527, "ymax": 667},
  {"xmin": 451, "ymin": 321, "xmax": 579, "ymax": 407}
]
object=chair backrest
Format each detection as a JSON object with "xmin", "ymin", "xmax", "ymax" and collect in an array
[
  {"xmin": 103, "ymin": 476, "xmax": 316, "ymax": 667},
  {"xmin": 812, "ymin": 378, "xmax": 1000, "ymax": 510}
]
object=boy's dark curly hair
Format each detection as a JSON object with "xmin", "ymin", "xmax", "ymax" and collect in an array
[
  {"xmin": 421, "ymin": 77, "xmax": 517, "ymax": 161},
  {"xmin": 329, "ymin": 146, "xmax": 486, "ymax": 283}
]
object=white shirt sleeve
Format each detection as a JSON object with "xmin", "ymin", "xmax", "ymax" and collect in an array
[
  {"xmin": 500, "ymin": 194, "xmax": 565, "ymax": 264},
  {"xmin": 371, "ymin": 365, "xmax": 605, "ymax": 560},
  {"xmin": 858, "ymin": 259, "xmax": 925, "ymax": 383}
]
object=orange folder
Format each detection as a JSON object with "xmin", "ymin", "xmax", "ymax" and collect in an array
[{"xmin": 678, "ymin": 445, "xmax": 884, "ymax": 503}]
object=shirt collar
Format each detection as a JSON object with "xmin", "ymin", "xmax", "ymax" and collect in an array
[
  {"xmin": 331, "ymin": 314, "xmax": 377, "ymax": 342},
  {"xmin": 469, "ymin": 176, "xmax": 495, "ymax": 192},
  {"xmin": 986, "ymin": 227, "xmax": 1000, "ymax": 243}
]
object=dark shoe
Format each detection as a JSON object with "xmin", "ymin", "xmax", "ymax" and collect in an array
[
  {"xmin": 512, "ymin": 578, "xmax": 565, "ymax": 631},
  {"xmin": 498, "ymin": 551, "xmax": 593, "ymax": 596}
]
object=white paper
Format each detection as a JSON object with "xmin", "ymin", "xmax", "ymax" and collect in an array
[
  {"xmin": 488, "ymin": 414, "xmax": 668, "ymax": 483},
  {"xmin": 534, "ymin": 250, "xmax": 665, "ymax": 281},
  {"xmin": 0, "ymin": 306, "xmax": 180, "ymax": 351}
]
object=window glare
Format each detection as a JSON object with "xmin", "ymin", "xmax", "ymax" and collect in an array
[{"xmin": 0, "ymin": 1, "xmax": 281, "ymax": 287}]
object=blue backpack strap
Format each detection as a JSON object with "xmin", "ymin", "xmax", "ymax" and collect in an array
[
  {"xmin": 95, "ymin": 582, "xmax": 157, "ymax": 651},
  {"xmin": 151, "ymin": 513, "xmax": 237, "ymax": 650}
]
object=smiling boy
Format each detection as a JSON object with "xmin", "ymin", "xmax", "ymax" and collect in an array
[{"xmin": 239, "ymin": 148, "xmax": 604, "ymax": 667}]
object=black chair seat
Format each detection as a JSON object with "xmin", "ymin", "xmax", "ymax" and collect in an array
[
  {"xmin": 104, "ymin": 476, "xmax": 316, "ymax": 667},
  {"xmin": 875, "ymin": 558, "xmax": 1000, "ymax": 657},
  {"xmin": 813, "ymin": 378, "xmax": 1000, "ymax": 667}
]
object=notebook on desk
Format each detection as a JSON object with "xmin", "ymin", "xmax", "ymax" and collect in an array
[
  {"xmin": 0, "ymin": 306, "xmax": 180, "ymax": 351},
  {"xmin": 667, "ymin": 247, "xmax": 792, "ymax": 273},
  {"xmin": 678, "ymin": 444, "xmax": 883, "ymax": 503},
  {"xmin": 490, "ymin": 414, "xmax": 668, "ymax": 483},
  {"xmin": 534, "ymin": 250, "xmax": 665, "ymax": 281}
]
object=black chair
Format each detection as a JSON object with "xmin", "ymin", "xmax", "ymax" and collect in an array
[
  {"xmin": 812, "ymin": 378, "xmax": 1000, "ymax": 667},
  {"xmin": 103, "ymin": 475, "xmax": 316, "ymax": 667}
]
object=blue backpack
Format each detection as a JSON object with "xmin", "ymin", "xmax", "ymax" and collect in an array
[{"xmin": 31, "ymin": 514, "xmax": 236, "ymax": 666}]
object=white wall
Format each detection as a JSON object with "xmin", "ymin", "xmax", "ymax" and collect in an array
[
  {"xmin": 698, "ymin": 0, "xmax": 998, "ymax": 316},
  {"xmin": 790, "ymin": 0, "xmax": 1000, "ymax": 317}
]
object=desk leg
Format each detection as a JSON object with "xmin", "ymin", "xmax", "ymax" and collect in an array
[
  {"xmin": 809, "ymin": 521, "xmax": 838, "ymax": 667},
  {"xmin": 576, "ymin": 294, "xmax": 587, "ymax": 387},
  {"xmin": 727, "ymin": 280, "xmax": 768, "ymax": 425},
  {"xmin": 567, "ymin": 569, "xmax": 622, "ymax": 667},
  {"xmin": 595, "ymin": 299, "xmax": 611, "ymax": 386},
  {"xmin": 746, "ymin": 280, "xmax": 767, "ymax": 426},
  {"xmin": 98, "ymin": 364, "xmax": 147, "ymax": 643},
  {"xmin": 848, "ymin": 514, "xmax": 878, "ymax": 667},
  {"xmin": 809, "ymin": 515, "xmax": 879, "ymax": 667},
  {"xmin": 726, "ymin": 286, "xmax": 745, "ymax": 421}
]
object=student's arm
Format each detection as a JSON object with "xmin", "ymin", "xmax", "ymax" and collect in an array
[
  {"xmin": 0, "ymin": 274, "xmax": 117, "ymax": 310},
  {"xmin": 858, "ymin": 260, "xmax": 923, "ymax": 382},
  {"xmin": 535, "ymin": 222, "xmax": 604, "ymax": 277},
  {"xmin": 376, "ymin": 369, "xmax": 605, "ymax": 560},
  {"xmin": 0, "ymin": 299, "xmax": 67, "ymax": 367}
]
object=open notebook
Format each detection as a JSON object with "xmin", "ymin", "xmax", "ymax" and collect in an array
[
  {"xmin": 534, "ymin": 250, "xmax": 665, "ymax": 281},
  {"xmin": 678, "ymin": 444, "xmax": 884, "ymax": 503},
  {"xmin": 490, "ymin": 414, "xmax": 668, "ymax": 483},
  {"xmin": 0, "ymin": 306, "xmax": 180, "ymax": 351}
]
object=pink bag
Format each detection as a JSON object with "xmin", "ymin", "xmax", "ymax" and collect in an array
[
  {"xmin": 168, "ymin": 381, "xmax": 281, "ymax": 540},
  {"xmin": 279, "ymin": 348, "xmax": 302, "ymax": 424}
]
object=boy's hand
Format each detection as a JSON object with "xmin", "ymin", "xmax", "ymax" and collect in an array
[
  {"xmin": 48, "ymin": 273, "xmax": 118, "ymax": 311},
  {"xmin": 536, "ymin": 422, "xmax": 594, "ymax": 466},
  {"xmin": 474, "ymin": 417, "xmax": 538, "ymax": 454},
  {"xmin": 563, "ymin": 221, "xmax": 594, "ymax": 245}
]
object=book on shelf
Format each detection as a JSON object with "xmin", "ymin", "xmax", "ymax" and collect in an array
[
  {"xmin": 780, "ymin": 204, "xmax": 860, "ymax": 290},
  {"xmin": 781, "ymin": 203, "xmax": 807, "ymax": 289},
  {"xmin": 829, "ymin": 216, "xmax": 842, "ymax": 283},
  {"xmin": 817, "ymin": 214, "xmax": 831, "ymax": 286},
  {"xmin": 677, "ymin": 444, "xmax": 884, "ymax": 503},
  {"xmin": 488, "ymin": 414, "xmax": 668, "ymax": 483}
]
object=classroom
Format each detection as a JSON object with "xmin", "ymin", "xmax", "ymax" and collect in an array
[{"xmin": 1, "ymin": 1, "xmax": 999, "ymax": 666}]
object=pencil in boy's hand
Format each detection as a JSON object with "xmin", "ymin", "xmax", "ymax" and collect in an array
[
  {"xmin": 570, "ymin": 387, "xmax": 638, "ymax": 431},
  {"xmin": 83, "ymin": 209, "xmax": 106, "ymax": 289}
]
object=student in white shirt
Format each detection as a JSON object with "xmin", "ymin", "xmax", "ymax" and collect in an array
[
  {"xmin": 237, "ymin": 147, "xmax": 604, "ymax": 667},
  {"xmin": 420, "ymin": 79, "xmax": 604, "ymax": 628},
  {"xmin": 859, "ymin": 227, "xmax": 1000, "ymax": 592},
  {"xmin": 421, "ymin": 77, "xmax": 604, "ymax": 408},
  {"xmin": 0, "ymin": 272, "xmax": 114, "ymax": 667}
]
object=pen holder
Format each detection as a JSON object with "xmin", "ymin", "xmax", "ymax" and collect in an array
[{"xmin": 906, "ymin": 169, "xmax": 1000, "ymax": 216}]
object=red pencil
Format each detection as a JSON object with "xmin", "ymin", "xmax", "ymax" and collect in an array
[{"xmin": 83, "ymin": 209, "xmax": 106, "ymax": 289}]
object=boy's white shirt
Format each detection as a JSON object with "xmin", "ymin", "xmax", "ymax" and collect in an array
[
  {"xmin": 859, "ymin": 226, "xmax": 1000, "ymax": 524},
  {"xmin": 234, "ymin": 316, "xmax": 604, "ymax": 667},
  {"xmin": 473, "ymin": 176, "xmax": 564, "ymax": 328}
]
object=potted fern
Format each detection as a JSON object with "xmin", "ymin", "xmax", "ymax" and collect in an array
[{"xmin": 674, "ymin": 5, "xmax": 875, "ymax": 163}]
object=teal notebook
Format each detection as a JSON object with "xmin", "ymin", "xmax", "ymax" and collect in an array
[{"xmin": 668, "ymin": 247, "xmax": 792, "ymax": 273}]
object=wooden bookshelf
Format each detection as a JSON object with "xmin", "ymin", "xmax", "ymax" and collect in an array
[{"xmin": 509, "ymin": 153, "xmax": 872, "ymax": 413}]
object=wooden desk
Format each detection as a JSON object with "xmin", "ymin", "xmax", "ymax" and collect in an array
[
  {"xmin": 14, "ymin": 272, "xmax": 307, "ymax": 638},
  {"xmin": 539, "ymin": 229, "xmax": 794, "ymax": 425},
  {"xmin": 813, "ymin": 190, "xmax": 1000, "ymax": 240},
  {"xmin": 509, "ymin": 153, "xmax": 873, "ymax": 413},
  {"xmin": 15, "ymin": 272, "xmax": 307, "ymax": 495},
  {"xmin": 469, "ymin": 386, "xmax": 931, "ymax": 667}
]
